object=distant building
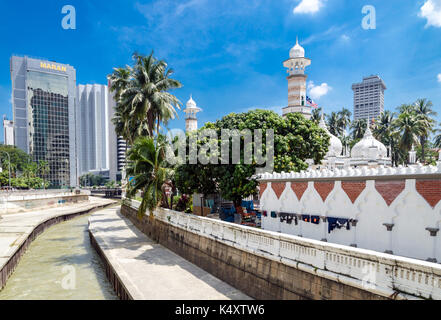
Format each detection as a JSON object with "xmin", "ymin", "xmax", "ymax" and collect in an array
[
  {"xmin": 107, "ymin": 85, "xmax": 127, "ymax": 182},
  {"xmin": 183, "ymin": 96, "xmax": 201, "ymax": 132},
  {"xmin": 77, "ymin": 84, "xmax": 110, "ymax": 176},
  {"xmin": 352, "ymin": 75, "xmax": 386, "ymax": 122},
  {"xmin": 2, "ymin": 116, "xmax": 14, "ymax": 146},
  {"xmin": 10, "ymin": 56, "xmax": 78, "ymax": 188},
  {"xmin": 282, "ymin": 37, "xmax": 312, "ymax": 119}
]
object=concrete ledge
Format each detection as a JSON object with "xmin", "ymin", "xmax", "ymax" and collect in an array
[
  {"xmin": 0, "ymin": 198, "xmax": 116, "ymax": 290},
  {"xmin": 88, "ymin": 208, "xmax": 251, "ymax": 300}
]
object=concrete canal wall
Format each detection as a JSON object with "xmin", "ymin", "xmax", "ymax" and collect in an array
[
  {"xmin": 0, "ymin": 198, "xmax": 115, "ymax": 290},
  {"xmin": 120, "ymin": 200, "xmax": 440, "ymax": 300},
  {"xmin": 0, "ymin": 190, "xmax": 91, "ymax": 214}
]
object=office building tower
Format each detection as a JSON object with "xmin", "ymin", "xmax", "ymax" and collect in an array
[
  {"xmin": 10, "ymin": 56, "xmax": 78, "ymax": 187},
  {"xmin": 352, "ymin": 75, "xmax": 386, "ymax": 122},
  {"xmin": 107, "ymin": 85, "xmax": 126, "ymax": 182},
  {"xmin": 77, "ymin": 84, "xmax": 110, "ymax": 176},
  {"xmin": 2, "ymin": 116, "xmax": 14, "ymax": 146}
]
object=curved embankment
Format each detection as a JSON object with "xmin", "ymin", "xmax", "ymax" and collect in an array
[
  {"xmin": 0, "ymin": 198, "xmax": 116, "ymax": 290},
  {"xmin": 88, "ymin": 207, "xmax": 251, "ymax": 301}
]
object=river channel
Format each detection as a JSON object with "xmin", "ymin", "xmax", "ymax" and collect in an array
[{"xmin": 0, "ymin": 212, "xmax": 118, "ymax": 300}]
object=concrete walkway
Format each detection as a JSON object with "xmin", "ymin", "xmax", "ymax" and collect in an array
[
  {"xmin": 0, "ymin": 197, "xmax": 116, "ymax": 274},
  {"xmin": 88, "ymin": 208, "xmax": 251, "ymax": 300}
]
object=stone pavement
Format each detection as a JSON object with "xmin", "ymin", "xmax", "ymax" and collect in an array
[
  {"xmin": 88, "ymin": 208, "xmax": 251, "ymax": 300},
  {"xmin": 0, "ymin": 197, "xmax": 116, "ymax": 274}
]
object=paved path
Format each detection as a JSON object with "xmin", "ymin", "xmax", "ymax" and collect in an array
[
  {"xmin": 88, "ymin": 208, "xmax": 251, "ymax": 300},
  {"xmin": 0, "ymin": 197, "xmax": 116, "ymax": 273}
]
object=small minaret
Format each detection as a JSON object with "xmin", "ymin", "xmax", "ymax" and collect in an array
[
  {"xmin": 183, "ymin": 95, "xmax": 201, "ymax": 132},
  {"xmin": 282, "ymin": 36, "xmax": 312, "ymax": 119}
]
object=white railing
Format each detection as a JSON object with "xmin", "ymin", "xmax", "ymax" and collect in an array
[
  {"xmin": 0, "ymin": 189, "xmax": 90, "ymax": 202},
  {"xmin": 259, "ymin": 163, "xmax": 441, "ymax": 181},
  {"xmin": 124, "ymin": 199, "xmax": 441, "ymax": 300}
]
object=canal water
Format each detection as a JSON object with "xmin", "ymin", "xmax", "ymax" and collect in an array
[{"xmin": 0, "ymin": 212, "xmax": 118, "ymax": 300}]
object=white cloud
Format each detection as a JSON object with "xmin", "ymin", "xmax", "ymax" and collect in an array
[
  {"xmin": 293, "ymin": 0, "xmax": 324, "ymax": 14},
  {"xmin": 340, "ymin": 34, "xmax": 350, "ymax": 42},
  {"xmin": 438, "ymin": 73, "xmax": 441, "ymax": 82},
  {"xmin": 307, "ymin": 81, "xmax": 331, "ymax": 100},
  {"xmin": 419, "ymin": 0, "xmax": 441, "ymax": 28}
]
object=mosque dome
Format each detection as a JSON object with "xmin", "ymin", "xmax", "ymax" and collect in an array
[
  {"xmin": 351, "ymin": 126, "xmax": 387, "ymax": 159},
  {"xmin": 319, "ymin": 115, "xmax": 343, "ymax": 158},
  {"xmin": 290, "ymin": 37, "xmax": 305, "ymax": 59},
  {"xmin": 186, "ymin": 96, "xmax": 197, "ymax": 109}
]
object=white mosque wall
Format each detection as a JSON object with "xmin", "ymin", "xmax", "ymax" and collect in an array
[{"xmin": 259, "ymin": 165, "xmax": 441, "ymax": 262}]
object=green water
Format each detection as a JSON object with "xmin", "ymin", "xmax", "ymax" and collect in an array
[{"xmin": 0, "ymin": 213, "xmax": 118, "ymax": 300}]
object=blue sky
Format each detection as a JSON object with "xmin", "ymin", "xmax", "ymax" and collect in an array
[{"xmin": 1, "ymin": 0, "xmax": 441, "ymax": 142}]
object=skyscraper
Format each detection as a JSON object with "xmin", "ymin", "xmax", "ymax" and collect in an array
[
  {"xmin": 2, "ymin": 116, "xmax": 14, "ymax": 146},
  {"xmin": 107, "ymin": 85, "xmax": 126, "ymax": 182},
  {"xmin": 352, "ymin": 75, "xmax": 387, "ymax": 122},
  {"xmin": 77, "ymin": 84, "xmax": 110, "ymax": 176},
  {"xmin": 10, "ymin": 56, "xmax": 78, "ymax": 188}
]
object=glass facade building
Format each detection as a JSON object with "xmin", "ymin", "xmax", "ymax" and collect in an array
[{"xmin": 10, "ymin": 56, "xmax": 78, "ymax": 188}]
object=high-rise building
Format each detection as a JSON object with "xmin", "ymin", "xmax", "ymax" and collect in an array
[
  {"xmin": 107, "ymin": 86, "xmax": 127, "ymax": 182},
  {"xmin": 282, "ymin": 38, "xmax": 312, "ymax": 119},
  {"xmin": 2, "ymin": 116, "xmax": 14, "ymax": 146},
  {"xmin": 10, "ymin": 56, "xmax": 78, "ymax": 187},
  {"xmin": 77, "ymin": 84, "xmax": 110, "ymax": 176},
  {"xmin": 352, "ymin": 75, "xmax": 387, "ymax": 122}
]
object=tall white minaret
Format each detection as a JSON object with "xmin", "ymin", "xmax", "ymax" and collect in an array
[
  {"xmin": 183, "ymin": 96, "xmax": 201, "ymax": 132},
  {"xmin": 282, "ymin": 36, "xmax": 312, "ymax": 119}
]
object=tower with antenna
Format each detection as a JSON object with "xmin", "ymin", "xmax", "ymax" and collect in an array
[{"xmin": 183, "ymin": 96, "xmax": 201, "ymax": 132}]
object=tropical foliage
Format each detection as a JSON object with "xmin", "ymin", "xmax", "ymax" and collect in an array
[
  {"xmin": 0, "ymin": 144, "xmax": 50, "ymax": 189},
  {"xmin": 108, "ymin": 52, "xmax": 182, "ymax": 145},
  {"xmin": 325, "ymin": 98, "xmax": 439, "ymax": 166},
  {"xmin": 175, "ymin": 110, "xmax": 330, "ymax": 210}
]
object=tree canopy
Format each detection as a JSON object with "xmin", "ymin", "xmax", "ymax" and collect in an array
[{"xmin": 175, "ymin": 109, "xmax": 329, "ymax": 208}]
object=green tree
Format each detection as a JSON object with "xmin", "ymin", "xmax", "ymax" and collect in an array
[
  {"xmin": 327, "ymin": 112, "xmax": 343, "ymax": 137},
  {"xmin": 394, "ymin": 108, "xmax": 424, "ymax": 163},
  {"xmin": 414, "ymin": 99, "xmax": 437, "ymax": 162},
  {"xmin": 351, "ymin": 119, "xmax": 367, "ymax": 140},
  {"xmin": 108, "ymin": 52, "xmax": 182, "ymax": 145},
  {"xmin": 126, "ymin": 136, "xmax": 168, "ymax": 219},
  {"xmin": 0, "ymin": 144, "xmax": 31, "ymax": 173},
  {"xmin": 310, "ymin": 107, "xmax": 323, "ymax": 124},
  {"xmin": 175, "ymin": 110, "xmax": 329, "ymax": 212},
  {"xmin": 434, "ymin": 124, "xmax": 441, "ymax": 149}
]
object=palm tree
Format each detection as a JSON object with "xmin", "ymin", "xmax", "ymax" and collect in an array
[
  {"xmin": 311, "ymin": 108, "xmax": 323, "ymax": 124},
  {"xmin": 435, "ymin": 125, "xmax": 441, "ymax": 149},
  {"xmin": 126, "ymin": 136, "xmax": 168, "ymax": 219},
  {"xmin": 350, "ymin": 119, "xmax": 367, "ymax": 140},
  {"xmin": 327, "ymin": 112, "xmax": 342, "ymax": 137},
  {"xmin": 414, "ymin": 99, "xmax": 437, "ymax": 162},
  {"xmin": 394, "ymin": 109, "xmax": 424, "ymax": 163},
  {"xmin": 337, "ymin": 108, "xmax": 352, "ymax": 135},
  {"xmin": 108, "ymin": 52, "xmax": 182, "ymax": 145},
  {"xmin": 373, "ymin": 111, "xmax": 401, "ymax": 166},
  {"xmin": 37, "ymin": 160, "xmax": 50, "ymax": 189}
]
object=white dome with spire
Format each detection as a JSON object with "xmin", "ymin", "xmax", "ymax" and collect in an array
[
  {"xmin": 351, "ymin": 126, "xmax": 387, "ymax": 159},
  {"xmin": 186, "ymin": 95, "xmax": 197, "ymax": 109},
  {"xmin": 290, "ymin": 37, "xmax": 305, "ymax": 58},
  {"xmin": 319, "ymin": 114, "xmax": 343, "ymax": 158}
]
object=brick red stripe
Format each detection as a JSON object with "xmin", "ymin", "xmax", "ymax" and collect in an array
[
  {"xmin": 375, "ymin": 180, "xmax": 405, "ymax": 206},
  {"xmin": 291, "ymin": 182, "xmax": 308, "ymax": 201},
  {"xmin": 416, "ymin": 180, "xmax": 441, "ymax": 208},
  {"xmin": 314, "ymin": 182, "xmax": 335, "ymax": 202},
  {"xmin": 341, "ymin": 181, "xmax": 366, "ymax": 204},
  {"xmin": 271, "ymin": 182, "xmax": 286, "ymax": 199},
  {"xmin": 259, "ymin": 183, "xmax": 267, "ymax": 198}
]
